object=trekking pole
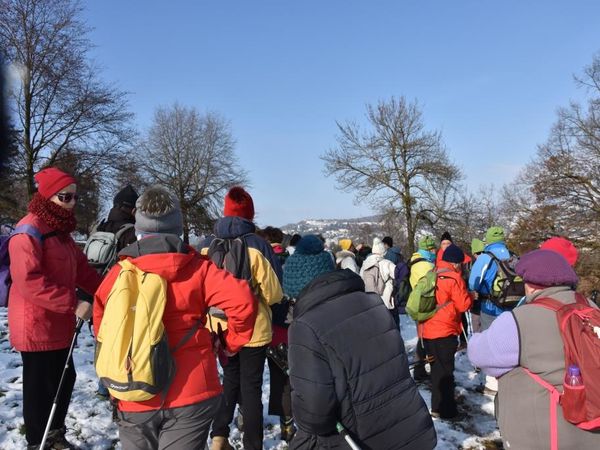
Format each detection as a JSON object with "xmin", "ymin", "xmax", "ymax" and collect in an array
[
  {"xmin": 336, "ymin": 422, "xmax": 362, "ymax": 450},
  {"xmin": 40, "ymin": 318, "xmax": 84, "ymax": 450}
]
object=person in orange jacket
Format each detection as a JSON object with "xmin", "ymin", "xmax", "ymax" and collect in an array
[
  {"xmin": 93, "ymin": 186, "xmax": 258, "ymax": 450},
  {"xmin": 422, "ymin": 244, "xmax": 472, "ymax": 420}
]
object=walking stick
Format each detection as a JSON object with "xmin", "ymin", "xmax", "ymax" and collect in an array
[
  {"xmin": 39, "ymin": 318, "xmax": 84, "ymax": 450},
  {"xmin": 336, "ymin": 422, "xmax": 362, "ymax": 450}
]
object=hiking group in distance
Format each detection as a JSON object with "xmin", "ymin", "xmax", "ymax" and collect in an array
[{"xmin": 2, "ymin": 166, "xmax": 599, "ymax": 450}]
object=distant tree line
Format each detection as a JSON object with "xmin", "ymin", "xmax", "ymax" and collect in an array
[{"xmin": 322, "ymin": 54, "xmax": 600, "ymax": 292}]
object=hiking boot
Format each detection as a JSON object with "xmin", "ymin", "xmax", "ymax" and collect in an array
[
  {"xmin": 210, "ymin": 436, "xmax": 234, "ymax": 450},
  {"xmin": 46, "ymin": 427, "xmax": 77, "ymax": 449},
  {"xmin": 280, "ymin": 416, "xmax": 296, "ymax": 442}
]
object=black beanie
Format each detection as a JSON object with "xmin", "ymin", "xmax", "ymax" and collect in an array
[
  {"xmin": 114, "ymin": 184, "xmax": 139, "ymax": 208},
  {"xmin": 440, "ymin": 231, "xmax": 453, "ymax": 243},
  {"xmin": 442, "ymin": 244, "xmax": 464, "ymax": 263},
  {"xmin": 382, "ymin": 236, "xmax": 393, "ymax": 247}
]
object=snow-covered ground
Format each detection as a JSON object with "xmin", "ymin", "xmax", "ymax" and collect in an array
[{"xmin": 0, "ymin": 312, "xmax": 501, "ymax": 449}]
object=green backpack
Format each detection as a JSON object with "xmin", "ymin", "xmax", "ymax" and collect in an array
[{"xmin": 406, "ymin": 268, "xmax": 451, "ymax": 322}]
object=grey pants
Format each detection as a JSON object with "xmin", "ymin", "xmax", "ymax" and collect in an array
[{"xmin": 119, "ymin": 395, "xmax": 222, "ymax": 450}]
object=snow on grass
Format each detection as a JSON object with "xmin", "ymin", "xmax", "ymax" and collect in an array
[{"xmin": 0, "ymin": 311, "xmax": 501, "ymax": 449}]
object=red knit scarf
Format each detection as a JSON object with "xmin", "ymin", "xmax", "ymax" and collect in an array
[{"xmin": 28, "ymin": 193, "xmax": 77, "ymax": 233}]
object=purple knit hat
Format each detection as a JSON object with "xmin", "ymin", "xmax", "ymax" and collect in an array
[{"xmin": 515, "ymin": 249, "xmax": 578, "ymax": 287}]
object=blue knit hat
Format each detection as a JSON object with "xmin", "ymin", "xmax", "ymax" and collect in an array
[{"xmin": 283, "ymin": 235, "xmax": 335, "ymax": 298}]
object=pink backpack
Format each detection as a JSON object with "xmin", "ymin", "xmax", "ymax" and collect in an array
[{"xmin": 525, "ymin": 294, "xmax": 600, "ymax": 450}]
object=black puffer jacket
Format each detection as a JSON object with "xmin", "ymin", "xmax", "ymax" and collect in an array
[{"xmin": 288, "ymin": 269, "xmax": 436, "ymax": 450}]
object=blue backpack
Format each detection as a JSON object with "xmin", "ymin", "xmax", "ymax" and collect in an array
[{"xmin": 0, "ymin": 224, "xmax": 57, "ymax": 307}]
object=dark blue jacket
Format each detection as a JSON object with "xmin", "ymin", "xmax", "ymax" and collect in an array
[{"xmin": 288, "ymin": 269, "xmax": 437, "ymax": 450}]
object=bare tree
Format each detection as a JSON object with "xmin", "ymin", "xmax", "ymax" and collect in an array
[
  {"xmin": 501, "ymin": 53, "xmax": 600, "ymax": 294},
  {"xmin": 141, "ymin": 104, "xmax": 248, "ymax": 242},
  {"xmin": 0, "ymin": 0, "xmax": 134, "ymax": 205},
  {"xmin": 322, "ymin": 97, "xmax": 462, "ymax": 253},
  {"xmin": 512, "ymin": 54, "xmax": 600, "ymax": 251}
]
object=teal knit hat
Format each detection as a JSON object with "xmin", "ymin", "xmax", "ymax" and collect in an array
[
  {"xmin": 485, "ymin": 226, "xmax": 505, "ymax": 244},
  {"xmin": 283, "ymin": 235, "xmax": 335, "ymax": 298}
]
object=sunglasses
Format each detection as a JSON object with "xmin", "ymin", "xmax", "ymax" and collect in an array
[{"xmin": 56, "ymin": 192, "xmax": 79, "ymax": 203}]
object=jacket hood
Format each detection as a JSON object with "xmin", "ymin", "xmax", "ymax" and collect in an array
[
  {"xmin": 362, "ymin": 253, "xmax": 383, "ymax": 270},
  {"xmin": 484, "ymin": 241, "xmax": 510, "ymax": 260},
  {"xmin": 214, "ymin": 216, "xmax": 256, "ymax": 239},
  {"xmin": 436, "ymin": 259, "xmax": 461, "ymax": 273},
  {"xmin": 335, "ymin": 249, "xmax": 356, "ymax": 261},
  {"xmin": 293, "ymin": 269, "xmax": 365, "ymax": 319},
  {"xmin": 118, "ymin": 234, "xmax": 195, "ymax": 281}
]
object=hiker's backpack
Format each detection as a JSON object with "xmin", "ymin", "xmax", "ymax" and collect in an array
[
  {"xmin": 0, "ymin": 225, "xmax": 57, "ymax": 307},
  {"xmin": 405, "ymin": 268, "xmax": 452, "ymax": 322},
  {"xmin": 207, "ymin": 235, "xmax": 256, "ymax": 319},
  {"xmin": 524, "ymin": 294, "xmax": 600, "ymax": 448},
  {"xmin": 94, "ymin": 259, "xmax": 199, "ymax": 402},
  {"xmin": 362, "ymin": 263, "xmax": 384, "ymax": 298},
  {"xmin": 484, "ymin": 251, "xmax": 525, "ymax": 308},
  {"xmin": 393, "ymin": 258, "xmax": 424, "ymax": 314},
  {"xmin": 84, "ymin": 222, "xmax": 134, "ymax": 275}
]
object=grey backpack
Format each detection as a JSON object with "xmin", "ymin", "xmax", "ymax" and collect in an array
[{"xmin": 84, "ymin": 222, "xmax": 134, "ymax": 275}]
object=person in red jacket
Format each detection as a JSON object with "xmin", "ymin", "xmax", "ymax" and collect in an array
[
  {"xmin": 8, "ymin": 167, "xmax": 102, "ymax": 449},
  {"xmin": 422, "ymin": 244, "xmax": 472, "ymax": 420},
  {"xmin": 93, "ymin": 185, "xmax": 257, "ymax": 450}
]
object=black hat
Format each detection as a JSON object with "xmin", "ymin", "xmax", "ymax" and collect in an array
[
  {"xmin": 382, "ymin": 236, "xmax": 393, "ymax": 247},
  {"xmin": 442, "ymin": 244, "xmax": 464, "ymax": 263},
  {"xmin": 440, "ymin": 231, "xmax": 453, "ymax": 243},
  {"xmin": 114, "ymin": 184, "xmax": 139, "ymax": 208}
]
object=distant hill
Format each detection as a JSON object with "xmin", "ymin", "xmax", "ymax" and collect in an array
[{"xmin": 281, "ymin": 215, "xmax": 387, "ymax": 246}]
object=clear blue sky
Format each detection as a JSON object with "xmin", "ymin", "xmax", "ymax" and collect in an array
[{"xmin": 83, "ymin": 0, "xmax": 600, "ymax": 228}]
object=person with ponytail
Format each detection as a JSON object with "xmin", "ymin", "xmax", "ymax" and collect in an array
[{"xmin": 8, "ymin": 167, "xmax": 101, "ymax": 449}]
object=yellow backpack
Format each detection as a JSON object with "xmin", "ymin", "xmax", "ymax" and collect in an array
[{"xmin": 95, "ymin": 259, "xmax": 197, "ymax": 402}]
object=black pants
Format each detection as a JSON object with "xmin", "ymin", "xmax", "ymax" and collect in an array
[
  {"xmin": 413, "ymin": 339, "xmax": 428, "ymax": 379},
  {"xmin": 267, "ymin": 357, "xmax": 292, "ymax": 418},
  {"xmin": 21, "ymin": 348, "xmax": 76, "ymax": 445},
  {"xmin": 211, "ymin": 345, "xmax": 267, "ymax": 450},
  {"xmin": 424, "ymin": 336, "xmax": 458, "ymax": 418}
]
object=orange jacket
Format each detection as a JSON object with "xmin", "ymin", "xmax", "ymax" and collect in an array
[
  {"xmin": 93, "ymin": 241, "xmax": 257, "ymax": 412},
  {"xmin": 421, "ymin": 261, "xmax": 472, "ymax": 340}
]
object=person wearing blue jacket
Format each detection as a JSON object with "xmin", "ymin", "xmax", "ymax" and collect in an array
[
  {"xmin": 468, "ymin": 226, "xmax": 512, "ymax": 395},
  {"xmin": 468, "ymin": 226, "xmax": 512, "ymax": 330}
]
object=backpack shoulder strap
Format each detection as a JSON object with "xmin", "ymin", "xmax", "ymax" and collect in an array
[
  {"xmin": 12, "ymin": 224, "xmax": 58, "ymax": 242},
  {"xmin": 523, "ymin": 368, "xmax": 560, "ymax": 450},
  {"xmin": 114, "ymin": 223, "xmax": 134, "ymax": 240},
  {"xmin": 408, "ymin": 257, "xmax": 426, "ymax": 268}
]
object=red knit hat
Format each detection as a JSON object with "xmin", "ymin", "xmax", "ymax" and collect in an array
[
  {"xmin": 540, "ymin": 237, "xmax": 578, "ymax": 267},
  {"xmin": 34, "ymin": 167, "xmax": 77, "ymax": 199},
  {"xmin": 224, "ymin": 186, "xmax": 254, "ymax": 220}
]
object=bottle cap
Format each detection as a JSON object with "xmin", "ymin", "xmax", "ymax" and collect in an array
[{"xmin": 568, "ymin": 365, "xmax": 581, "ymax": 377}]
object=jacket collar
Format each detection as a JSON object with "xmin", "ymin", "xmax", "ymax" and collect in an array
[
  {"xmin": 293, "ymin": 269, "xmax": 365, "ymax": 319},
  {"xmin": 213, "ymin": 216, "xmax": 256, "ymax": 239}
]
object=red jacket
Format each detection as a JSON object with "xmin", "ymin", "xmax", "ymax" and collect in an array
[
  {"xmin": 421, "ymin": 261, "xmax": 472, "ymax": 340},
  {"xmin": 93, "ymin": 239, "xmax": 257, "ymax": 412},
  {"xmin": 8, "ymin": 213, "xmax": 101, "ymax": 352}
]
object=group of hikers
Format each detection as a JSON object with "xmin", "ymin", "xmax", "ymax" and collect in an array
[{"xmin": 3, "ymin": 166, "xmax": 599, "ymax": 449}]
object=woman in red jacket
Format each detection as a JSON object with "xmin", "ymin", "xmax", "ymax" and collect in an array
[
  {"xmin": 8, "ymin": 167, "xmax": 102, "ymax": 449},
  {"xmin": 422, "ymin": 244, "xmax": 472, "ymax": 420}
]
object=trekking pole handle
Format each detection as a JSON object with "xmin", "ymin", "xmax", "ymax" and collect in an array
[{"xmin": 336, "ymin": 422, "xmax": 362, "ymax": 450}]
